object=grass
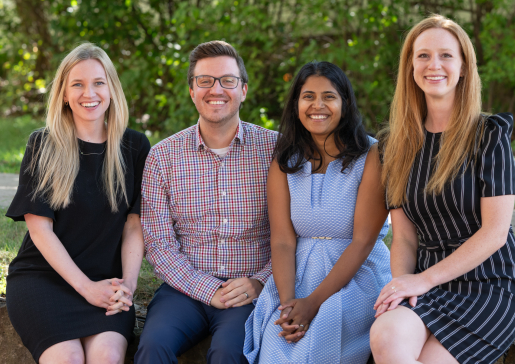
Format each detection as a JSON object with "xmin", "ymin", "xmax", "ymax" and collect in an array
[
  {"xmin": 0, "ymin": 207, "xmax": 27, "ymax": 296},
  {"xmin": 0, "ymin": 116, "xmax": 45, "ymax": 174}
]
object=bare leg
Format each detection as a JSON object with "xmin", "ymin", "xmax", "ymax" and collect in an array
[
  {"xmin": 370, "ymin": 306, "xmax": 430, "ymax": 364},
  {"xmin": 39, "ymin": 339, "xmax": 85, "ymax": 364},
  {"xmin": 81, "ymin": 331, "xmax": 127, "ymax": 364},
  {"xmin": 418, "ymin": 334, "xmax": 459, "ymax": 364}
]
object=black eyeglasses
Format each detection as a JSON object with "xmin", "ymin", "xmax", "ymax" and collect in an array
[{"xmin": 192, "ymin": 75, "xmax": 241, "ymax": 89}]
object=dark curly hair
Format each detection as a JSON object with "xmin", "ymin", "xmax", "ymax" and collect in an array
[{"xmin": 274, "ymin": 61, "xmax": 370, "ymax": 174}]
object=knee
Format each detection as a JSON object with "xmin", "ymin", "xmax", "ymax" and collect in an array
[
  {"xmin": 40, "ymin": 352, "xmax": 84, "ymax": 364},
  {"xmin": 370, "ymin": 317, "xmax": 396, "ymax": 360},
  {"xmin": 135, "ymin": 331, "xmax": 178, "ymax": 362},
  {"xmin": 94, "ymin": 347, "xmax": 124, "ymax": 364},
  {"xmin": 208, "ymin": 340, "xmax": 246, "ymax": 364},
  {"xmin": 65, "ymin": 353, "xmax": 85, "ymax": 364}
]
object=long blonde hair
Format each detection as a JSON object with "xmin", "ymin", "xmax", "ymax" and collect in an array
[
  {"xmin": 31, "ymin": 43, "xmax": 128, "ymax": 212},
  {"xmin": 380, "ymin": 14, "xmax": 483, "ymax": 207}
]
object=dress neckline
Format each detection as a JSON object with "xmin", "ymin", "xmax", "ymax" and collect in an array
[{"xmin": 424, "ymin": 128, "xmax": 443, "ymax": 137}]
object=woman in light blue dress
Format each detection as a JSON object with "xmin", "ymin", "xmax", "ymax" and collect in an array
[{"xmin": 243, "ymin": 61, "xmax": 392, "ymax": 363}]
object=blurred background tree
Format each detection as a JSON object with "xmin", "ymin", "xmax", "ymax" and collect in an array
[{"xmin": 1, "ymin": 0, "xmax": 514, "ymax": 137}]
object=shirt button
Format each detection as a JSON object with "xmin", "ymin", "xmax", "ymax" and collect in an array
[
  {"xmin": 221, "ymin": 191, "xmax": 226, "ymax": 196},
  {"xmin": 223, "ymin": 219, "xmax": 228, "ymax": 224},
  {"xmin": 220, "ymin": 265, "xmax": 225, "ymax": 270},
  {"xmin": 220, "ymin": 162, "xmax": 225, "ymax": 167},
  {"xmin": 220, "ymin": 239, "xmax": 225, "ymax": 244}
]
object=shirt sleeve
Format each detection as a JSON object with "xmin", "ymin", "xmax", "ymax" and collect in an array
[
  {"xmin": 250, "ymin": 259, "xmax": 272, "ymax": 285},
  {"xmin": 6, "ymin": 131, "xmax": 55, "ymax": 222},
  {"xmin": 128, "ymin": 132, "xmax": 151, "ymax": 216},
  {"xmin": 141, "ymin": 148, "xmax": 224, "ymax": 305},
  {"xmin": 478, "ymin": 113, "xmax": 515, "ymax": 198}
]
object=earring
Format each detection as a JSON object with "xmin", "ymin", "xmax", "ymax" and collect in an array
[{"xmin": 65, "ymin": 101, "xmax": 69, "ymax": 106}]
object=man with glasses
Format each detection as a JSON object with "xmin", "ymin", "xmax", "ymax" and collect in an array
[{"xmin": 136, "ymin": 41, "xmax": 277, "ymax": 364}]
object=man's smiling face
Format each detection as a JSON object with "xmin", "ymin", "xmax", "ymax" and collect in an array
[{"xmin": 189, "ymin": 56, "xmax": 248, "ymax": 126}]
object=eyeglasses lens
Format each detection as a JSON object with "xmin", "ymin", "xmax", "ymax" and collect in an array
[{"xmin": 196, "ymin": 76, "xmax": 238, "ymax": 89}]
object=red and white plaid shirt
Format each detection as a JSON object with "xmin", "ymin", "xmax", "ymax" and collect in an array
[{"xmin": 141, "ymin": 120, "xmax": 277, "ymax": 305}]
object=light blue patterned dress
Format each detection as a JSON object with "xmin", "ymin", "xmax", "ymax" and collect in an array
[{"xmin": 243, "ymin": 142, "xmax": 392, "ymax": 364}]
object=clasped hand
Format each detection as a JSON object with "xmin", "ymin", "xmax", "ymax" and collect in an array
[
  {"xmin": 80, "ymin": 278, "xmax": 133, "ymax": 316},
  {"xmin": 210, "ymin": 277, "xmax": 263, "ymax": 309},
  {"xmin": 274, "ymin": 297, "xmax": 319, "ymax": 344},
  {"xmin": 373, "ymin": 273, "xmax": 432, "ymax": 318}
]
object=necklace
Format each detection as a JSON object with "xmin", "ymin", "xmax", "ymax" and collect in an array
[{"xmin": 79, "ymin": 145, "xmax": 106, "ymax": 155}]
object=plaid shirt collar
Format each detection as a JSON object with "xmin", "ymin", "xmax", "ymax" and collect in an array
[{"xmin": 194, "ymin": 119, "xmax": 244, "ymax": 151}]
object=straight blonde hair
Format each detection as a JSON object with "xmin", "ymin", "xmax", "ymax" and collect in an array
[
  {"xmin": 380, "ymin": 14, "xmax": 484, "ymax": 207},
  {"xmin": 30, "ymin": 43, "xmax": 128, "ymax": 212}
]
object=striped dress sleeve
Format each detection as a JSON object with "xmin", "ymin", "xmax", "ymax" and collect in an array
[{"xmin": 478, "ymin": 112, "xmax": 515, "ymax": 197}]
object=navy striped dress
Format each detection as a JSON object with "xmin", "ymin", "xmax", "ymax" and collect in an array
[{"xmin": 395, "ymin": 113, "xmax": 515, "ymax": 364}]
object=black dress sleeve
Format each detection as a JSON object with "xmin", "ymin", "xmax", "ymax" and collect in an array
[
  {"xmin": 5, "ymin": 130, "xmax": 55, "ymax": 221},
  {"xmin": 478, "ymin": 113, "xmax": 515, "ymax": 197},
  {"xmin": 128, "ymin": 131, "xmax": 151, "ymax": 215}
]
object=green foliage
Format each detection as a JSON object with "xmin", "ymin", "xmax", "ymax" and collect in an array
[
  {"xmin": 0, "ymin": 115, "xmax": 44, "ymax": 173},
  {"xmin": 1, "ymin": 0, "xmax": 515, "ymax": 136}
]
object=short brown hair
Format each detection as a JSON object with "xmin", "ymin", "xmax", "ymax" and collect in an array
[{"xmin": 187, "ymin": 40, "xmax": 248, "ymax": 89}]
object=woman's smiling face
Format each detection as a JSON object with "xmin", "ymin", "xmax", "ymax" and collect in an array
[
  {"xmin": 412, "ymin": 28, "xmax": 464, "ymax": 102},
  {"xmin": 297, "ymin": 75, "xmax": 342, "ymax": 139},
  {"xmin": 64, "ymin": 59, "xmax": 111, "ymax": 125}
]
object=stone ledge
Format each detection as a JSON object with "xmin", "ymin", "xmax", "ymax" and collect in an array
[{"xmin": 0, "ymin": 301, "xmax": 33, "ymax": 364}]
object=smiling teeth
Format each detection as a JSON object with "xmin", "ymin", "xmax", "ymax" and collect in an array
[
  {"xmin": 310, "ymin": 115, "xmax": 328, "ymax": 119},
  {"xmin": 426, "ymin": 76, "xmax": 446, "ymax": 80},
  {"xmin": 81, "ymin": 102, "xmax": 100, "ymax": 108},
  {"xmin": 208, "ymin": 101, "xmax": 226, "ymax": 105}
]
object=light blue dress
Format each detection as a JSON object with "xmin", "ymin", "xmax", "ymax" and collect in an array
[{"xmin": 243, "ymin": 143, "xmax": 392, "ymax": 364}]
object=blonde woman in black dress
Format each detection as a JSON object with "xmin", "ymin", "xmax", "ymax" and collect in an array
[
  {"xmin": 6, "ymin": 43, "xmax": 150, "ymax": 363},
  {"xmin": 371, "ymin": 15, "xmax": 515, "ymax": 364}
]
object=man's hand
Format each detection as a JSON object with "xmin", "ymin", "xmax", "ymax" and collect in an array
[
  {"xmin": 219, "ymin": 278, "xmax": 263, "ymax": 308},
  {"xmin": 210, "ymin": 288, "xmax": 227, "ymax": 309}
]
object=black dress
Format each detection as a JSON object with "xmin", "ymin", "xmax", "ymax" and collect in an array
[
  {"xmin": 394, "ymin": 113, "xmax": 515, "ymax": 364},
  {"xmin": 5, "ymin": 128, "xmax": 150, "ymax": 362}
]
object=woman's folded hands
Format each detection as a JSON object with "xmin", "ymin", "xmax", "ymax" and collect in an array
[{"xmin": 274, "ymin": 297, "xmax": 320, "ymax": 343}]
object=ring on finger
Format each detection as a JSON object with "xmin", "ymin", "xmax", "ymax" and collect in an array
[
  {"xmin": 391, "ymin": 286, "xmax": 397, "ymax": 293},
  {"xmin": 299, "ymin": 324, "xmax": 305, "ymax": 329},
  {"xmin": 243, "ymin": 292, "xmax": 249, "ymax": 299}
]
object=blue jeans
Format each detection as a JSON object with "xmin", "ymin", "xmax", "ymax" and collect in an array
[{"xmin": 134, "ymin": 283, "xmax": 253, "ymax": 364}]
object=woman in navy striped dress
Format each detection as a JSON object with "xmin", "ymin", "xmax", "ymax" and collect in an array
[{"xmin": 370, "ymin": 15, "xmax": 515, "ymax": 364}]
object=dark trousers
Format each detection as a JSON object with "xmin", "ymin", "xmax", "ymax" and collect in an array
[{"xmin": 134, "ymin": 283, "xmax": 253, "ymax": 364}]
